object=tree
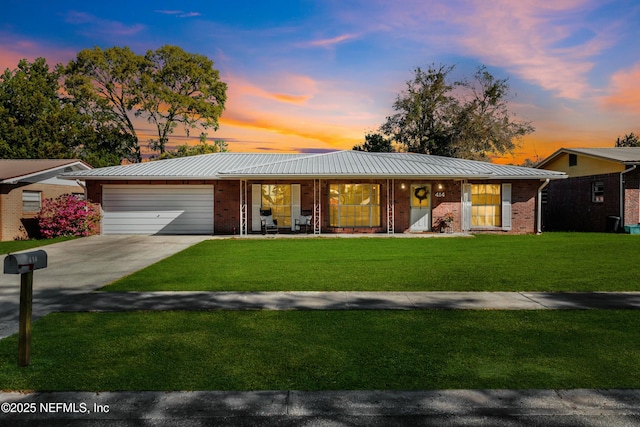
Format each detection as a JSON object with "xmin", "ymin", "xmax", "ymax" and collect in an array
[
  {"xmin": 380, "ymin": 64, "xmax": 534, "ymax": 161},
  {"xmin": 63, "ymin": 46, "xmax": 146, "ymax": 163},
  {"xmin": 380, "ymin": 64, "xmax": 456, "ymax": 156},
  {"xmin": 77, "ymin": 123, "xmax": 138, "ymax": 167},
  {"xmin": 352, "ymin": 132, "xmax": 394, "ymax": 152},
  {"xmin": 520, "ymin": 155, "xmax": 543, "ymax": 168},
  {"xmin": 0, "ymin": 58, "xmax": 78, "ymax": 159},
  {"xmin": 451, "ymin": 66, "xmax": 534, "ymax": 161},
  {"xmin": 141, "ymin": 45, "xmax": 228, "ymax": 154},
  {"xmin": 615, "ymin": 132, "xmax": 640, "ymax": 147},
  {"xmin": 157, "ymin": 133, "xmax": 228, "ymax": 159},
  {"xmin": 63, "ymin": 45, "xmax": 227, "ymax": 159},
  {"xmin": 0, "ymin": 57, "xmax": 133, "ymax": 166}
]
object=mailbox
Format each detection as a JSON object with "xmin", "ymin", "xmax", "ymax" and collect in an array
[{"xmin": 4, "ymin": 250, "xmax": 48, "ymax": 274}]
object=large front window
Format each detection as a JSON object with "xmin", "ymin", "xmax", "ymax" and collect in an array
[
  {"xmin": 261, "ymin": 184, "xmax": 291, "ymax": 227},
  {"xmin": 329, "ymin": 184, "xmax": 380, "ymax": 227},
  {"xmin": 471, "ymin": 184, "xmax": 501, "ymax": 227}
]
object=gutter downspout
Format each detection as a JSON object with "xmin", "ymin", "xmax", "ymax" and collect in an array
[
  {"xmin": 620, "ymin": 165, "xmax": 637, "ymax": 229},
  {"xmin": 537, "ymin": 179, "xmax": 550, "ymax": 234},
  {"xmin": 75, "ymin": 180, "xmax": 87, "ymax": 200}
]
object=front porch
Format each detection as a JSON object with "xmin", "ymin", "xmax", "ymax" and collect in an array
[{"xmin": 237, "ymin": 179, "xmax": 464, "ymax": 236}]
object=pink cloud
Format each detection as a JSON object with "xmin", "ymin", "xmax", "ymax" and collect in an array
[
  {"xmin": 223, "ymin": 71, "xmax": 380, "ymax": 126},
  {"xmin": 220, "ymin": 111, "xmax": 361, "ymax": 149},
  {"xmin": 332, "ymin": 0, "xmax": 610, "ymax": 99},
  {"xmin": 0, "ymin": 36, "xmax": 77, "ymax": 70},
  {"xmin": 65, "ymin": 11, "xmax": 145, "ymax": 37},
  {"xmin": 223, "ymin": 74, "xmax": 318, "ymax": 105},
  {"xmin": 216, "ymin": 73, "xmax": 373, "ymax": 149},
  {"xmin": 451, "ymin": 0, "xmax": 610, "ymax": 99},
  {"xmin": 600, "ymin": 63, "xmax": 640, "ymax": 113},
  {"xmin": 296, "ymin": 33, "xmax": 359, "ymax": 48}
]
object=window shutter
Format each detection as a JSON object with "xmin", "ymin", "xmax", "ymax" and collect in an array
[
  {"xmin": 462, "ymin": 184, "xmax": 472, "ymax": 231},
  {"xmin": 291, "ymin": 184, "xmax": 301, "ymax": 231},
  {"xmin": 251, "ymin": 184, "xmax": 262, "ymax": 232},
  {"xmin": 502, "ymin": 183, "xmax": 512, "ymax": 231}
]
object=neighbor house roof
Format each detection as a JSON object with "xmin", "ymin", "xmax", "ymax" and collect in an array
[
  {"xmin": 538, "ymin": 147, "xmax": 640, "ymax": 169},
  {"xmin": 0, "ymin": 159, "xmax": 92, "ymax": 184},
  {"xmin": 59, "ymin": 151, "xmax": 566, "ymax": 181}
]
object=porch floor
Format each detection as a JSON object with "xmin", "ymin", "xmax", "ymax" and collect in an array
[{"xmin": 220, "ymin": 232, "xmax": 472, "ymax": 239}]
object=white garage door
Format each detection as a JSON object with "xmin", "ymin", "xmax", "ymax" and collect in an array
[{"xmin": 102, "ymin": 185, "xmax": 214, "ymax": 235}]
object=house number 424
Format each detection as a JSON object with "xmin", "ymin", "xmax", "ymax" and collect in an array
[{"xmin": 435, "ymin": 192, "xmax": 445, "ymax": 198}]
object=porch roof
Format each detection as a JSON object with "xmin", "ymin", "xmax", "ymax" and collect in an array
[{"xmin": 59, "ymin": 150, "xmax": 566, "ymax": 181}]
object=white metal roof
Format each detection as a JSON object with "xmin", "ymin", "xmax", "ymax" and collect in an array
[{"xmin": 60, "ymin": 150, "xmax": 566, "ymax": 180}]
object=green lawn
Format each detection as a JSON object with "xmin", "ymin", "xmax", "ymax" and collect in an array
[
  {"xmin": 0, "ymin": 310, "xmax": 638, "ymax": 391},
  {"xmin": 106, "ymin": 233, "xmax": 640, "ymax": 292},
  {"xmin": 0, "ymin": 236, "xmax": 76, "ymax": 255}
]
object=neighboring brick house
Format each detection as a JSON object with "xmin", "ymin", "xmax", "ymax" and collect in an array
[
  {"xmin": 537, "ymin": 148, "xmax": 640, "ymax": 232},
  {"xmin": 59, "ymin": 151, "xmax": 565, "ymax": 236},
  {"xmin": 0, "ymin": 159, "xmax": 92, "ymax": 241}
]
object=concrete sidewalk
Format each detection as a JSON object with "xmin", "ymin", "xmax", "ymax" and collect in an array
[
  {"xmin": 1, "ymin": 389, "xmax": 640, "ymax": 426},
  {"xmin": 2, "ymin": 290, "xmax": 640, "ymax": 340},
  {"xmin": 61, "ymin": 290, "xmax": 640, "ymax": 312}
]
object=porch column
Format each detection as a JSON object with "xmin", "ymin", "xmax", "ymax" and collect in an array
[
  {"xmin": 239, "ymin": 179, "xmax": 247, "ymax": 236},
  {"xmin": 313, "ymin": 179, "xmax": 322, "ymax": 234},
  {"xmin": 461, "ymin": 180, "xmax": 471, "ymax": 232},
  {"xmin": 387, "ymin": 179, "xmax": 395, "ymax": 234}
]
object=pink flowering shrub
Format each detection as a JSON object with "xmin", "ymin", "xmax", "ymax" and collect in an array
[{"xmin": 36, "ymin": 195, "xmax": 101, "ymax": 238}]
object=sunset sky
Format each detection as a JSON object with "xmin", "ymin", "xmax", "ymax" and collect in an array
[{"xmin": 2, "ymin": 0, "xmax": 639, "ymax": 164}]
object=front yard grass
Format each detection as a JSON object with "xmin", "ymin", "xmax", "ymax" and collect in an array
[
  {"xmin": 106, "ymin": 233, "xmax": 640, "ymax": 292},
  {"xmin": 0, "ymin": 236, "xmax": 75, "ymax": 255},
  {"xmin": 0, "ymin": 310, "xmax": 638, "ymax": 391}
]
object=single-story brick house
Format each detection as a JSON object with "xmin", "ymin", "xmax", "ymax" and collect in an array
[
  {"xmin": 537, "ymin": 147, "xmax": 640, "ymax": 232},
  {"xmin": 60, "ymin": 150, "xmax": 565, "ymax": 235},
  {"xmin": 0, "ymin": 159, "xmax": 92, "ymax": 241}
]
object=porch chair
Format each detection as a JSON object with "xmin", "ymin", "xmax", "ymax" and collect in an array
[
  {"xmin": 295, "ymin": 209, "xmax": 312, "ymax": 233},
  {"xmin": 260, "ymin": 208, "xmax": 278, "ymax": 234}
]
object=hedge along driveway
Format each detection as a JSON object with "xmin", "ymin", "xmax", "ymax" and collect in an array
[{"xmin": 105, "ymin": 233, "xmax": 640, "ymax": 292}]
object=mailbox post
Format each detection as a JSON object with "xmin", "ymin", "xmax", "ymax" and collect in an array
[{"xmin": 3, "ymin": 250, "xmax": 47, "ymax": 367}]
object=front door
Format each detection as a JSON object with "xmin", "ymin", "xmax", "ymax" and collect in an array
[{"xmin": 410, "ymin": 184, "xmax": 431, "ymax": 231}]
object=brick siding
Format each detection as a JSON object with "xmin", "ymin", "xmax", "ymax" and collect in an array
[
  {"xmin": 543, "ymin": 173, "xmax": 622, "ymax": 232},
  {"xmin": 86, "ymin": 178, "xmax": 543, "ymax": 235},
  {"xmin": 0, "ymin": 182, "xmax": 84, "ymax": 241}
]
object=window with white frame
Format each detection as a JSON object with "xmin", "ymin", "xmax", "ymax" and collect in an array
[
  {"xmin": 463, "ymin": 183, "xmax": 511, "ymax": 231},
  {"xmin": 592, "ymin": 181, "xmax": 604, "ymax": 203},
  {"xmin": 22, "ymin": 191, "xmax": 41, "ymax": 212},
  {"xmin": 329, "ymin": 183, "xmax": 381, "ymax": 227},
  {"xmin": 471, "ymin": 184, "xmax": 501, "ymax": 227},
  {"xmin": 261, "ymin": 184, "xmax": 291, "ymax": 227}
]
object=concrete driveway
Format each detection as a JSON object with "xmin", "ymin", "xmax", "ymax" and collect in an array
[{"xmin": 0, "ymin": 235, "xmax": 208, "ymax": 338}]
